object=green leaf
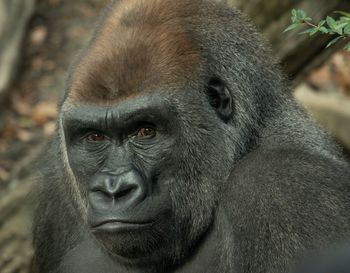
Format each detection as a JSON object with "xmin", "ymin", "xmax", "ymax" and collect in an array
[
  {"xmin": 335, "ymin": 11, "xmax": 350, "ymax": 18},
  {"xmin": 344, "ymin": 42, "xmax": 350, "ymax": 51},
  {"xmin": 298, "ymin": 28, "xmax": 314, "ymax": 35},
  {"xmin": 309, "ymin": 28, "xmax": 319, "ymax": 36},
  {"xmin": 291, "ymin": 15, "xmax": 298, "ymax": 23},
  {"xmin": 318, "ymin": 20, "xmax": 326, "ymax": 27},
  {"xmin": 319, "ymin": 26, "xmax": 329, "ymax": 34},
  {"xmin": 291, "ymin": 9, "xmax": 298, "ymax": 23},
  {"xmin": 335, "ymin": 22, "xmax": 349, "ymax": 29},
  {"xmin": 326, "ymin": 17, "xmax": 345, "ymax": 35},
  {"xmin": 284, "ymin": 23, "xmax": 300, "ymax": 33},
  {"xmin": 344, "ymin": 24, "xmax": 350, "ymax": 35},
  {"xmin": 298, "ymin": 27, "xmax": 320, "ymax": 36},
  {"xmin": 297, "ymin": 9, "xmax": 307, "ymax": 20},
  {"xmin": 339, "ymin": 17, "xmax": 350, "ymax": 22},
  {"xmin": 326, "ymin": 16, "xmax": 337, "ymax": 29},
  {"xmin": 326, "ymin": 36, "xmax": 343, "ymax": 48}
]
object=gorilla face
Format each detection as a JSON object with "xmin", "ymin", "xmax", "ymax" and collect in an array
[{"xmin": 62, "ymin": 82, "xmax": 233, "ymax": 265}]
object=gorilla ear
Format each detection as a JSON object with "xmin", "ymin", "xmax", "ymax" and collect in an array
[{"xmin": 206, "ymin": 77, "xmax": 233, "ymax": 122}]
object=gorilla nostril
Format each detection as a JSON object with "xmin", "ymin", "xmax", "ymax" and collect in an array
[
  {"xmin": 114, "ymin": 185, "xmax": 137, "ymax": 199},
  {"xmin": 89, "ymin": 188, "xmax": 113, "ymax": 204},
  {"xmin": 94, "ymin": 189, "xmax": 111, "ymax": 199}
]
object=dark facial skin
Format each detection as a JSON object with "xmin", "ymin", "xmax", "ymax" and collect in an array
[{"xmin": 64, "ymin": 95, "xmax": 176, "ymax": 261}]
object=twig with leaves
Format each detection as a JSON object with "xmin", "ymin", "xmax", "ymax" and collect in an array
[{"xmin": 284, "ymin": 9, "xmax": 350, "ymax": 51}]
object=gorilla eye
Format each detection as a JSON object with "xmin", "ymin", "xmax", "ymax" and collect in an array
[
  {"xmin": 135, "ymin": 127, "xmax": 156, "ymax": 139},
  {"xmin": 86, "ymin": 132, "xmax": 107, "ymax": 142}
]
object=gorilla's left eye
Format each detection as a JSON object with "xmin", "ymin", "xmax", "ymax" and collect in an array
[{"xmin": 134, "ymin": 127, "xmax": 156, "ymax": 139}]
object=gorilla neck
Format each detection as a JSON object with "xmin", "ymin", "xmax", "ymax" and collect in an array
[{"xmin": 60, "ymin": 210, "xmax": 234, "ymax": 273}]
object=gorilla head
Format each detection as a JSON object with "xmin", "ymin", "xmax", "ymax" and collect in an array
[
  {"xmin": 59, "ymin": 0, "xmax": 243, "ymax": 266},
  {"xmin": 33, "ymin": 0, "xmax": 350, "ymax": 272}
]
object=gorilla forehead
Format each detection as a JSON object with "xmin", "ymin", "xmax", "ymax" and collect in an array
[
  {"xmin": 67, "ymin": 0, "xmax": 202, "ymax": 105},
  {"xmin": 62, "ymin": 93, "xmax": 175, "ymax": 129}
]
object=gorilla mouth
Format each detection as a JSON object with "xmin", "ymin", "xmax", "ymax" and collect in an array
[{"xmin": 91, "ymin": 219, "xmax": 154, "ymax": 232}]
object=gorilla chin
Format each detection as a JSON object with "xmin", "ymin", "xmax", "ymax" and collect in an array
[
  {"xmin": 89, "ymin": 209, "xmax": 177, "ymax": 262},
  {"xmin": 91, "ymin": 222, "xmax": 158, "ymax": 259}
]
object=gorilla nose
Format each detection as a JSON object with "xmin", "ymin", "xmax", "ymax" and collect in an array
[
  {"xmin": 100, "ymin": 176, "xmax": 136, "ymax": 199},
  {"xmin": 89, "ymin": 169, "xmax": 147, "ymax": 209}
]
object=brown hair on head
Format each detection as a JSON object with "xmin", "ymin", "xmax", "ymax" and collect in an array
[{"xmin": 67, "ymin": 0, "xmax": 202, "ymax": 105}]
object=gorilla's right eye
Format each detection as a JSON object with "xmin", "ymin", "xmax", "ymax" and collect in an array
[{"xmin": 85, "ymin": 132, "xmax": 107, "ymax": 142}]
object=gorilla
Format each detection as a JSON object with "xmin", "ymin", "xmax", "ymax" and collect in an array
[
  {"xmin": 292, "ymin": 245, "xmax": 350, "ymax": 273},
  {"xmin": 33, "ymin": 0, "xmax": 350, "ymax": 272}
]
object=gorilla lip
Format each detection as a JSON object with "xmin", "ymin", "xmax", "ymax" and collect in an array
[{"xmin": 91, "ymin": 219, "xmax": 154, "ymax": 232}]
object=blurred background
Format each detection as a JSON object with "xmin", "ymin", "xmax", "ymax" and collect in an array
[{"xmin": 0, "ymin": 0, "xmax": 349, "ymax": 272}]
